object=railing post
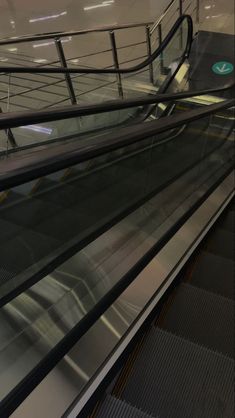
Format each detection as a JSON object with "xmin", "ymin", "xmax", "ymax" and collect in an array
[
  {"xmin": 196, "ymin": 0, "xmax": 200, "ymax": 24},
  {"xmin": 109, "ymin": 31, "xmax": 124, "ymax": 99},
  {"xmin": 179, "ymin": 0, "xmax": 183, "ymax": 49},
  {"xmin": 54, "ymin": 37, "xmax": 77, "ymax": 105},
  {"xmin": 179, "ymin": 0, "xmax": 183, "ymax": 16},
  {"xmin": 158, "ymin": 24, "xmax": 164, "ymax": 74},
  {"xmin": 145, "ymin": 25, "xmax": 154, "ymax": 84},
  {"xmin": 0, "ymin": 107, "xmax": 17, "ymax": 148}
]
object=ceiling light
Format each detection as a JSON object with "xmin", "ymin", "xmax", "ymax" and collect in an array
[
  {"xmin": 0, "ymin": 57, "xmax": 8, "ymax": 62},
  {"xmin": 8, "ymin": 47, "xmax": 18, "ymax": 52}
]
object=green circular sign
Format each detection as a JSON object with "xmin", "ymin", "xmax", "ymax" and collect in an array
[{"xmin": 212, "ymin": 61, "xmax": 234, "ymax": 75}]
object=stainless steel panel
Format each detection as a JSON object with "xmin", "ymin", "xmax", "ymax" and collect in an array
[{"xmin": 11, "ymin": 171, "xmax": 234, "ymax": 418}]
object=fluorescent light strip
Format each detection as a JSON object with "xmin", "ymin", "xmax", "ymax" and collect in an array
[
  {"xmin": 29, "ymin": 11, "xmax": 67, "ymax": 23},
  {"xmin": 84, "ymin": 1, "xmax": 114, "ymax": 11}
]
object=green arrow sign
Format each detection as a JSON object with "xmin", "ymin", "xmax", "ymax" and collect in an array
[{"xmin": 212, "ymin": 61, "xmax": 234, "ymax": 75}]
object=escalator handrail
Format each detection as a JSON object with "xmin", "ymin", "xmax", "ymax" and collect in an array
[
  {"xmin": 0, "ymin": 82, "xmax": 234, "ymax": 130},
  {"xmin": 0, "ymin": 15, "xmax": 193, "ymax": 75},
  {"xmin": 0, "ymin": 97, "xmax": 234, "ymax": 192}
]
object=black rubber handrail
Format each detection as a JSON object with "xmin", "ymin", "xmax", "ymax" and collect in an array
[
  {"xmin": 0, "ymin": 97, "xmax": 234, "ymax": 192},
  {"xmin": 0, "ymin": 15, "xmax": 193, "ymax": 75},
  {"xmin": 0, "ymin": 83, "xmax": 233, "ymax": 130}
]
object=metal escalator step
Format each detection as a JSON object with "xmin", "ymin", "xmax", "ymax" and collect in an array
[
  {"xmin": 217, "ymin": 210, "xmax": 234, "ymax": 233},
  {"xmin": 206, "ymin": 228, "xmax": 234, "ymax": 260},
  {"xmin": 189, "ymin": 250, "xmax": 234, "ymax": 300},
  {"xmin": 122, "ymin": 328, "xmax": 234, "ymax": 418},
  {"xmin": 96, "ymin": 395, "xmax": 155, "ymax": 418},
  {"xmin": 159, "ymin": 283, "xmax": 234, "ymax": 357},
  {"xmin": 229, "ymin": 199, "xmax": 235, "ymax": 210}
]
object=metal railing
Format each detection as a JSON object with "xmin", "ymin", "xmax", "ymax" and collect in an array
[
  {"xmin": 0, "ymin": 14, "xmax": 193, "ymax": 152},
  {"xmin": 0, "ymin": 0, "xmax": 200, "ymax": 108}
]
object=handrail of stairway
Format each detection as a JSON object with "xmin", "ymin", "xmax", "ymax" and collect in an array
[
  {"xmin": 0, "ymin": 15, "xmax": 193, "ymax": 75},
  {"xmin": 0, "ymin": 83, "xmax": 233, "ymax": 130},
  {"xmin": 0, "ymin": 96, "xmax": 234, "ymax": 192}
]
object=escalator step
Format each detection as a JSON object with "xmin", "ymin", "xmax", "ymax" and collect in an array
[
  {"xmin": 96, "ymin": 395, "xmax": 155, "ymax": 418},
  {"xmin": 189, "ymin": 250, "xmax": 234, "ymax": 300},
  {"xmin": 229, "ymin": 199, "xmax": 235, "ymax": 210},
  {"xmin": 158, "ymin": 283, "xmax": 234, "ymax": 357},
  {"xmin": 217, "ymin": 210, "xmax": 234, "ymax": 233},
  {"xmin": 122, "ymin": 328, "xmax": 234, "ymax": 418},
  {"xmin": 206, "ymin": 228, "xmax": 234, "ymax": 260}
]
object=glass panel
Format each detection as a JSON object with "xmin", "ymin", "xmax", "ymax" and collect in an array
[
  {"xmin": 0, "ymin": 101, "xmax": 234, "ymax": 402},
  {"xmin": 3, "ymin": 101, "xmax": 158, "ymax": 151}
]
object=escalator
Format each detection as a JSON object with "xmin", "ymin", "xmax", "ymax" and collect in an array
[
  {"xmin": 0, "ymin": 10, "xmax": 234, "ymax": 418},
  {"xmin": 96, "ymin": 199, "xmax": 234, "ymax": 418},
  {"xmin": 0, "ymin": 88, "xmax": 233, "ymax": 418},
  {"xmin": 0, "ymin": 94, "xmax": 233, "ymax": 304}
]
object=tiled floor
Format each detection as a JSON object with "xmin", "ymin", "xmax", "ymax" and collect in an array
[
  {"xmin": 0, "ymin": 0, "xmax": 233, "ymax": 65},
  {"xmin": 199, "ymin": 0, "xmax": 234, "ymax": 35},
  {"xmin": 0, "ymin": 0, "xmax": 169, "ymax": 38}
]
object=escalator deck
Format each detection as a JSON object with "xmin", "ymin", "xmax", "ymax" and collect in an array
[{"xmin": 96, "ymin": 198, "xmax": 234, "ymax": 418}]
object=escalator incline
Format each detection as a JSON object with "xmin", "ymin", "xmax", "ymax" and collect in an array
[{"xmin": 95, "ymin": 199, "xmax": 234, "ymax": 418}]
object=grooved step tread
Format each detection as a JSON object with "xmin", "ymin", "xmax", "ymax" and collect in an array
[
  {"xmin": 122, "ymin": 328, "xmax": 234, "ymax": 418},
  {"xmin": 189, "ymin": 250, "xmax": 234, "ymax": 300},
  {"xmin": 159, "ymin": 283, "xmax": 234, "ymax": 357},
  {"xmin": 206, "ymin": 228, "xmax": 234, "ymax": 260},
  {"xmin": 96, "ymin": 395, "xmax": 156, "ymax": 418},
  {"xmin": 218, "ymin": 210, "xmax": 234, "ymax": 233}
]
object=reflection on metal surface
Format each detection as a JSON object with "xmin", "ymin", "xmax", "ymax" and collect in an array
[
  {"xmin": 84, "ymin": 1, "xmax": 115, "ymax": 12},
  {"xmin": 11, "ymin": 172, "xmax": 234, "ymax": 418},
  {"xmin": 29, "ymin": 12, "xmax": 67, "ymax": 24}
]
